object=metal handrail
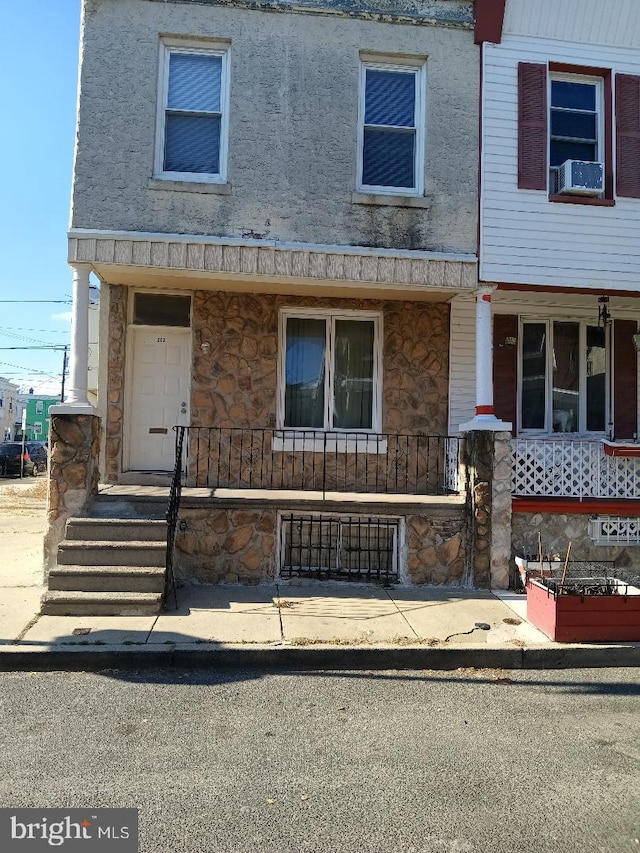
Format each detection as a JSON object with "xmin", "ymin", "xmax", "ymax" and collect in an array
[{"xmin": 164, "ymin": 426, "xmax": 185, "ymax": 610}]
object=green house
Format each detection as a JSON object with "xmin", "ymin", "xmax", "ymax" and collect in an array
[{"xmin": 16, "ymin": 395, "xmax": 61, "ymax": 443}]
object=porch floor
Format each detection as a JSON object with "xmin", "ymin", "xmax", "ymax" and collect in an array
[{"xmin": 97, "ymin": 483, "xmax": 466, "ymax": 509}]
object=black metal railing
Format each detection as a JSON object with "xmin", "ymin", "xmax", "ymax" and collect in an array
[
  {"xmin": 176, "ymin": 427, "xmax": 462, "ymax": 496},
  {"xmin": 164, "ymin": 426, "xmax": 185, "ymax": 610}
]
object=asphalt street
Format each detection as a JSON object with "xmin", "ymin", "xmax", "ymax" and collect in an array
[{"xmin": 0, "ymin": 667, "xmax": 638, "ymax": 853}]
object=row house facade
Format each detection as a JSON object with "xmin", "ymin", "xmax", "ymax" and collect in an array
[
  {"xmin": 44, "ymin": 0, "xmax": 640, "ymax": 614},
  {"xmin": 466, "ymin": 0, "xmax": 640, "ymax": 572},
  {"xmin": 45, "ymin": 0, "xmax": 498, "ymax": 611}
]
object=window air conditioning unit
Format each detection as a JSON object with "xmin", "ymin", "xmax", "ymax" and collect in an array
[{"xmin": 557, "ymin": 160, "xmax": 603, "ymax": 196}]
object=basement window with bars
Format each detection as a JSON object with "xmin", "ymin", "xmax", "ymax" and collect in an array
[{"xmin": 279, "ymin": 514, "xmax": 400, "ymax": 583}]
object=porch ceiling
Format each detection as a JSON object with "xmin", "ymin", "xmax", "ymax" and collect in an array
[
  {"xmin": 69, "ymin": 229, "xmax": 477, "ymax": 303},
  {"xmin": 90, "ymin": 263, "xmax": 462, "ymax": 301}
]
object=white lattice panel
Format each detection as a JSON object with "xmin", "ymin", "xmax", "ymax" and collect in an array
[
  {"xmin": 512, "ymin": 439, "xmax": 640, "ymax": 499},
  {"xmin": 588, "ymin": 516, "xmax": 640, "ymax": 545}
]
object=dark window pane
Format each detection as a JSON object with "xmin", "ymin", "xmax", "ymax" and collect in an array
[
  {"xmin": 168, "ymin": 53, "xmax": 222, "ymax": 112},
  {"xmin": 333, "ymin": 320, "xmax": 374, "ymax": 430},
  {"xmin": 164, "ymin": 114, "xmax": 221, "ymax": 173},
  {"xmin": 552, "ymin": 322, "xmax": 579, "ymax": 433},
  {"xmin": 551, "ymin": 110, "xmax": 597, "ymax": 141},
  {"xmin": 362, "ymin": 128, "xmax": 415, "ymax": 188},
  {"xmin": 586, "ymin": 325, "xmax": 606, "ymax": 432},
  {"xmin": 365, "ymin": 69, "xmax": 415, "ymax": 127},
  {"xmin": 550, "ymin": 139, "xmax": 598, "ymax": 167},
  {"xmin": 285, "ymin": 318, "xmax": 326, "ymax": 428},
  {"xmin": 521, "ymin": 323, "xmax": 546, "ymax": 430},
  {"xmin": 551, "ymin": 80, "xmax": 596, "ymax": 111},
  {"xmin": 133, "ymin": 294, "xmax": 191, "ymax": 326}
]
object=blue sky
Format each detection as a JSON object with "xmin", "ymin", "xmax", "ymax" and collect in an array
[{"xmin": 0, "ymin": 1, "xmax": 81, "ymax": 396}]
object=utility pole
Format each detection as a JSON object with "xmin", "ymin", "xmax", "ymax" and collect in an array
[{"xmin": 60, "ymin": 346, "xmax": 68, "ymax": 403}]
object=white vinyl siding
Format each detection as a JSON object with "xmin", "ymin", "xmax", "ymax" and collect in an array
[
  {"xmin": 155, "ymin": 41, "xmax": 230, "ymax": 183},
  {"xmin": 480, "ymin": 36, "xmax": 640, "ymax": 290},
  {"xmin": 448, "ymin": 295, "xmax": 476, "ymax": 434}
]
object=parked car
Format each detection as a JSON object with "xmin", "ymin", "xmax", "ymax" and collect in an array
[{"xmin": 0, "ymin": 441, "xmax": 48, "ymax": 477}]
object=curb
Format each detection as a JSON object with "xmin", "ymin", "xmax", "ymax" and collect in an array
[{"xmin": 0, "ymin": 643, "xmax": 638, "ymax": 672}]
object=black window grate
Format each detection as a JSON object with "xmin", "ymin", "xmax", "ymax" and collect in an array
[{"xmin": 279, "ymin": 514, "xmax": 399, "ymax": 584}]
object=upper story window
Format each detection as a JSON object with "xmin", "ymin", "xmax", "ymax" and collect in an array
[
  {"xmin": 357, "ymin": 59, "xmax": 425, "ymax": 196},
  {"xmin": 35, "ymin": 400, "xmax": 44, "ymax": 414},
  {"xmin": 155, "ymin": 41, "xmax": 230, "ymax": 183},
  {"xmin": 516, "ymin": 62, "xmax": 640, "ymax": 203},
  {"xmin": 279, "ymin": 310, "xmax": 382, "ymax": 433},
  {"xmin": 549, "ymin": 74, "xmax": 603, "ymax": 195}
]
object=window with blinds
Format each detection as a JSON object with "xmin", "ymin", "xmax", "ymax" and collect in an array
[
  {"xmin": 156, "ymin": 42, "xmax": 230, "ymax": 182},
  {"xmin": 357, "ymin": 60, "xmax": 425, "ymax": 195}
]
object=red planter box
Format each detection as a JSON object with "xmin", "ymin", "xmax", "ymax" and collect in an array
[{"xmin": 526, "ymin": 578, "xmax": 640, "ymax": 643}]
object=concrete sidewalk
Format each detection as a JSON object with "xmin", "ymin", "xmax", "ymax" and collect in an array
[{"xmin": 1, "ymin": 582, "xmax": 639, "ymax": 670}]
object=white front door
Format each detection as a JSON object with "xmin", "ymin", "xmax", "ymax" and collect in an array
[{"xmin": 128, "ymin": 328, "xmax": 191, "ymax": 471}]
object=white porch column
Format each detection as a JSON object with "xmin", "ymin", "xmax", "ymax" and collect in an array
[
  {"xmin": 50, "ymin": 263, "xmax": 95, "ymax": 414},
  {"xmin": 459, "ymin": 285, "xmax": 511, "ymax": 432}
]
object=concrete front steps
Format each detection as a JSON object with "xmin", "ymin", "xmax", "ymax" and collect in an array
[{"xmin": 42, "ymin": 517, "xmax": 168, "ymax": 616}]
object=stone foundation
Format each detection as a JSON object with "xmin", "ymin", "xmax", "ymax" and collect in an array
[
  {"xmin": 174, "ymin": 500, "xmax": 467, "ymax": 586},
  {"xmin": 511, "ymin": 511, "xmax": 640, "ymax": 583},
  {"xmin": 44, "ymin": 413, "xmax": 101, "ymax": 571}
]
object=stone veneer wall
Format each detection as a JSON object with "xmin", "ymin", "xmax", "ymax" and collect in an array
[
  {"xmin": 104, "ymin": 286, "xmax": 451, "ymax": 481},
  {"xmin": 462, "ymin": 430, "xmax": 512, "ymax": 589},
  {"xmin": 174, "ymin": 501, "xmax": 467, "ymax": 585},
  {"xmin": 44, "ymin": 414, "xmax": 101, "ymax": 571},
  {"xmin": 105, "ymin": 284, "xmax": 127, "ymax": 481},
  {"xmin": 511, "ymin": 512, "xmax": 640, "ymax": 582},
  {"xmin": 406, "ymin": 511, "xmax": 467, "ymax": 585},
  {"xmin": 192, "ymin": 291, "xmax": 449, "ymax": 432}
]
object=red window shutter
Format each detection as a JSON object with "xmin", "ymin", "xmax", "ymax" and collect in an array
[
  {"xmin": 616, "ymin": 74, "xmax": 640, "ymax": 198},
  {"xmin": 614, "ymin": 319, "xmax": 638, "ymax": 440},
  {"xmin": 493, "ymin": 315, "xmax": 517, "ymax": 436},
  {"xmin": 518, "ymin": 63, "xmax": 548, "ymax": 190}
]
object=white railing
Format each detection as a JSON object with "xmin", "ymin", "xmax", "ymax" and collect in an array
[
  {"xmin": 588, "ymin": 516, "xmax": 640, "ymax": 545},
  {"xmin": 512, "ymin": 438, "xmax": 640, "ymax": 499}
]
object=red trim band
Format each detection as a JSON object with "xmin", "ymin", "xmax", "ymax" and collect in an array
[
  {"xmin": 476, "ymin": 405, "xmax": 495, "ymax": 415},
  {"xmin": 513, "ymin": 497, "xmax": 640, "ymax": 516}
]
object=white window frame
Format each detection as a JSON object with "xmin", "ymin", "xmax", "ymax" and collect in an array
[
  {"xmin": 548, "ymin": 72, "xmax": 604, "ymax": 191},
  {"xmin": 356, "ymin": 58, "xmax": 426, "ymax": 197},
  {"xmin": 155, "ymin": 39, "xmax": 231, "ymax": 184},
  {"xmin": 277, "ymin": 308, "xmax": 383, "ymax": 437},
  {"xmin": 517, "ymin": 317, "xmax": 609, "ymax": 437}
]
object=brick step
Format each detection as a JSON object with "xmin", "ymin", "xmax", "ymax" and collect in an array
[
  {"xmin": 40, "ymin": 591, "xmax": 163, "ymax": 617},
  {"xmin": 48, "ymin": 565, "xmax": 165, "ymax": 593},
  {"xmin": 57, "ymin": 540, "xmax": 166, "ymax": 567},
  {"xmin": 65, "ymin": 517, "xmax": 167, "ymax": 542}
]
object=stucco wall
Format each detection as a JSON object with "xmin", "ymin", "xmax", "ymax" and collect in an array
[{"xmin": 73, "ymin": 0, "xmax": 478, "ymax": 253}]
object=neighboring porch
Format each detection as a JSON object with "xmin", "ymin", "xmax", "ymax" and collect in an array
[{"xmin": 511, "ymin": 436, "xmax": 640, "ymax": 582}]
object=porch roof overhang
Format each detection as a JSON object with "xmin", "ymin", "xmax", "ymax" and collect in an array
[{"xmin": 68, "ymin": 229, "xmax": 478, "ymax": 302}]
